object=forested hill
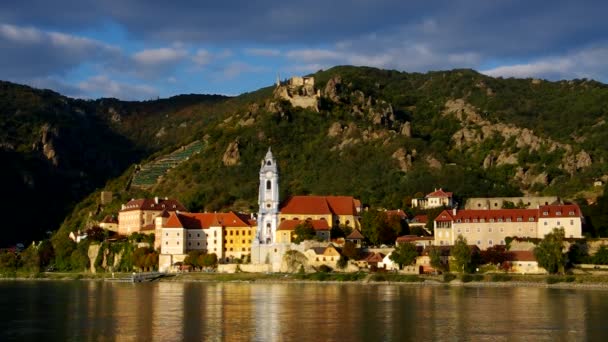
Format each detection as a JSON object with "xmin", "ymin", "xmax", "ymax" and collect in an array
[{"xmin": 4, "ymin": 66, "xmax": 608, "ymax": 245}]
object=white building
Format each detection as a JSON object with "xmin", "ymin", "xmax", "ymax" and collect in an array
[
  {"xmin": 256, "ymin": 148, "xmax": 279, "ymax": 244},
  {"xmin": 434, "ymin": 204, "xmax": 583, "ymax": 250},
  {"xmin": 411, "ymin": 188, "xmax": 453, "ymax": 209}
]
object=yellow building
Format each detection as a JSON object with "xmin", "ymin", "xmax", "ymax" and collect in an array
[
  {"xmin": 276, "ymin": 219, "xmax": 330, "ymax": 243},
  {"xmin": 278, "ymin": 196, "xmax": 361, "ymax": 233},
  {"xmin": 158, "ymin": 211, "xmax": 256, "ymax": 270}
]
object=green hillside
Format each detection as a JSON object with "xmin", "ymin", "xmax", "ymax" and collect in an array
[{"xmin": 4, "ymin": 66, "xmax": 608, "ymax": 244}]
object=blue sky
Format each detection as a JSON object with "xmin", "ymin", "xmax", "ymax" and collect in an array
[{"xmin": 1, "ymin": 0, "xmax": 607, "ymax": 100}]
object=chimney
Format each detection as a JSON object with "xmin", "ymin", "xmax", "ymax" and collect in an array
[
  {"xmin": 154, "ymin": 196, "xmax": 159, "ymax": 204},
  {"xmin": 452, "ymin": 208, "xmax": 457, "ymax": 216}
]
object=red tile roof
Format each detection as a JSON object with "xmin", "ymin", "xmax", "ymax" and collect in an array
[
  {"xmin": 426, "ymin": 188, "xmax": 453, "ymax": 198},
  {"xmin": 278, "ymin": 219, "xmax": 330, "ymax": 231},
  {"xmin": 511, "ymin": 250, "xmax": 537, "ymax": 262},
  {"xmin": 411, "ymin": 215, "xmax": 428, "ymax": 224},
  {"xmin": 140, "ymin": 223, "xmax": 156, "ymax": 231},
  {"xmin": 435, "ymin": 210, "xmax": 454, "ymax": 222},
  {"xmin": 396, "ymin": 235, "xmax": 434, "ymax": 243},
  {"xmin": 120, "ymin": 198, "xmax": 187, "ymax": 212},
  {"xmin": 453, "ymin": 209, "xmax": 538, "ymax": 222},
  {"xmin": 364, "ymin": 252, "xmax": 384, "ymax": 263},
  {"xmin": 538, "ymin": 204, "xmax": 581, "ymax": 218},
  {"xmin": 163, "ymin": 211, "xmax": 253, "ymax": 229},
  {"xmin": 386, "ymin": 209, "xmax": 408, "ymax": 220},
  {"xmin": 100, "ymin": 215, "xmax": 118, "ymax": 224},
  {"xmin": 280, "ymin": 196, "xmax": 358, "ymax": 216},
  {"xmin": 346, "ymin": 229, "xmax": 364, "ymax": 239}
]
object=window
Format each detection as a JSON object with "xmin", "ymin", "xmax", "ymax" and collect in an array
[
  {"xmin": 488, "ymin": 227, "xmax": 492, "ymax": 233},
  {"xmin": 557, "ymin": 221, "xmax": 561, "ymax": 226},
  {"xmin": 497, "ymin": 218, "xmax": 503, "ymax": 222},
  {"xmin": 517, "ymin": 217, "xmax": 522, "ymax": 222},
  {"xmin": 570, "ymin": 220, "xmax": 574, "ymax": 225},
  {"xmin": 242, "ymin": 240, "xmax": 245, "ymax": 243},
  {"xmin": 456, "ymin": 219, "xmax": 461, "ymax": 223},
  {"xmin": 556, "ymin": 211, "xmax": 562, "ymax": 216},
  {"xmin": 473, "ymin": 219, "xmax": 478, "ymax": 223},
  {"xmin": 480, "ymin": 219, "xmax": 485, "ymax": 223},
  {"xmin": 189, "ymin": 242, "xmax": 191, "ymax": 246},
  {"xmin": 177, "ymin": 232, "xmax": 180, "ymax": 236},
  {"xmin": 230, "ymin": 240, "xmax": 233, "ymax": 243},
  {"xmin": 197, "ymin": 242, "xmax": 200, "ymax": 246},
  {"xmin": 177, "ymin": 241, "xmax": 179, "ymax": 245},
  {"xmin": 477, "ymin": 227, "xmax": 480, "ymax": 233},
  {"xmin": 197, "ymin": 233, "xmax": 200, "ymax": 237},
  {"xmin": 457, "ymin": 228, "xmax": 461, "ymax": 233},
  {"xmin": 230, "ymin": 231, "xmax": 233, "ymax": 236},
  {"xmin": 465, "ymin": 219, "xmax": 470, "ymax": 223},
  {"xmin": 488, "ymin": 240, "xmax": 493, "ymax": 246},
  {"xmin": 189, "ymin": 234, "xmax": 191, "ymax": 238},
  {"xmin": 266, "ymin": 180, "xmax": 271, "ymax": 190},
  {"xmin": 500, "ymin": 240, "xmax": 505, "ymax": 245},
  {"xmin": 489, "ymin": 218, "xmax": 494, "ymax": 223},
  {"xmin": 506, "ymin": 218, "xmax": 511, "ymax": 222},
  {"xmin": 569, "ymin": 211, "xmax": 575, "ymax": 215},
  {"xmin": 266, "ymin": 160, "xmax": 271, "ymax": 166},
  {"xmin": 476, "ymin": 240, "xmax": 481, "ymax": 245},
  {"xmin": 544, "ymin": 222, "xmax": 548, "ymax": 225},
  {"xmin": 528, "ymin": 217, "xmax": 534, "ymax": 222},
  {"xmin": 236, "ymin": 231, "xmax": 239, "ymax": 236},
  {"xmin": 500, "ymin": 228, "xmax": 504, "ymax": 232},
  {"xmin": 466, "ymin": 228, "xmax": 469, "ymax": 233},
  {"xmin": 214, "ymin": 231, "xmax": 217, "ymax": 237},
  {"xmin": 165, "ymin": 241, "xmax": 168, "ymax": 245},
  {"xmin": 543, "ymin": 211, "xmax": 548, "ymax": 216},
  {"xmin": 166, "ymin": 233, "xmax": 168, "ymax": 236}
]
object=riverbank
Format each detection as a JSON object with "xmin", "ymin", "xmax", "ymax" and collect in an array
[{"xmin": 4, "ymin": 271, "xmax": 608, "ymax": 289}]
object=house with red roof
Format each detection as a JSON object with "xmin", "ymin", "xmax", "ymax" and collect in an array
[
  {"xmin": 158, "ymin": 211, "xmax": 256, "ymax": 271},
  {"xmin": 433, "ymin": 204, "xmax": 583, "ymax": 250},
  {"xmin": 509, "ymin": 251, "xmax": 546, "ymax": 274},
  {"xmin": 279, "ymin": 195, "xmax": 361, "ymax": 231},
  {"xmin": 411, "ymin": 188, "xmax": 454, "ymax": 209},
  {"xmin": 118, "ymin": 197, "xmax": 186, "ymax": 235}
]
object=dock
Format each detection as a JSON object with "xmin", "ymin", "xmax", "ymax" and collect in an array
[{"xmin": 105, "ymin": 272, "xmax": 166, "ymax": 283}]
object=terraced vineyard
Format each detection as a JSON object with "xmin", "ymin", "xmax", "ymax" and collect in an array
[{"xmin": 131, "ymin": 140, "xmax": 204, "ymax": 189}]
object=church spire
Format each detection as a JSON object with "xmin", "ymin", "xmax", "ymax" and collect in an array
[{"xmin": 257, "ymin": 147, "xmax": 279, "ymax": 244}]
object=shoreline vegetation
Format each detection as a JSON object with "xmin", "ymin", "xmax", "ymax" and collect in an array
[{"xmin": 4, "ymin": 271, "xmax": 608, "ymax": 289}]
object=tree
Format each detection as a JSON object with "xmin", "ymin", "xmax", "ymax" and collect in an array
[
  {"xmin": 70, "ymin": 249, "xmax": 89, "ymax": 271},
  {"xmin": 200, "ymin": 253, "xmax": 218, "ymax": 268},
  {"xmin": 342, "ymin": 241, "xmax": 361, "ymax": 260},
  {"xmin": 592, "ymin": 246, "xmax": 608, "ymax": 265},
  {"xmin": 85, "ymin": 226, "xmax": 107, "ymax": 242},
  {"xmin": 0, "ymin": 251, "xmax": 18, "ymax": 271},
  {"xmin": 534, "ymin": 228, "xmax": 566, "ymax": 274},
  {"xmin": 293, "ymin": 221, "xmax": 316, "ymax": 244},
  {"xmin": 480, "ymin": 245, "xmax": 514, "ymax": 265},
  {"xmin": 390, "ymin": 242, "xmax": 418, "ymax": 269},
  {"xmin": 451, "ymin": 235, "xmax": 472, "ymax": 273},
  {"xmin": 337, "ymin": 255, "xmax": 348, "ymax": 269},
  {"xmin": 20, "ymin": 244, "xmax": 41, "ymax": 272},
  {"xmin": 185, "ymin": 250, "xmax": 203, "ymax": 269},
  {"xmin": 429, "ymin": 246, "xmax": 444, "ymax": 272},
  {"xmin": 51, "ymin": 234, "xmax": 76, "ymax": 271}
]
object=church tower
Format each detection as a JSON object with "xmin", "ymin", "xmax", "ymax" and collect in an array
[{"xmin": 256, "ymin": 148, "xmax": 279, "ymax": 244}]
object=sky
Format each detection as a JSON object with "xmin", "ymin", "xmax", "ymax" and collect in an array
[{"xmin": 1, "ymin": 0, "xmax": 607, "ymax": 100}]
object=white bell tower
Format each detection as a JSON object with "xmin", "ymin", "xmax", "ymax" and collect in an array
[{"xmin": 256, "ymin": 147, "xmax": 279, "ymax": 244}]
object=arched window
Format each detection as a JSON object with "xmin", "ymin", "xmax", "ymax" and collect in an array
[
  {"xmin": 266, "ymin": 160, "xmax": 272, "ymax": 166},
  {"xmin": 266, "ymin": 180, "xmax": 271, "ymax": 190}
]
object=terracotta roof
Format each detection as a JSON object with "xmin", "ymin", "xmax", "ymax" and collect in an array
[
  {"xmin": 411, "ymin": 215, "xmax": 428, "ymax": 224},
  {"xmin": 100, "ymin": 215, "xmax": 118, "ymax": 224},
  {"xmin": 364, "ymin": 252, "xmax": 384, "ymax": 263},
  {"xmin": 280, "ymin": 196, "xmax": 358, "ymax": 216},
  {"xmin": 396, "ymin": 235, "xmax": 434, "ymax": 243},
  {"xmin": 426, "ymin": 188, "xmax": 453, "ymax": 198},
  {"xmin": 163, "ymin": 211, "xmax": 253, "ymax": 229},
  {"xmin": 450, "ymin": 209, "xmax": 538, "ymax": 222},
  {"xmin": 538, "ymin": 204, "xmax": 581, "ymax": 218},
  {"xmin": 346, "ymin": 229, "xmax": 364, "ymax": 239},
  {"xmin": 386, "ymin": 209, "xmax": 408, "ymax": 220},
  {"xmin": 120, "ymin": 198, "xmax": 187, "ymax": 212},
  {"xmin": 422, "ymin": 246, "xmax": 451, "ymax": 256},
  {"xmin": 159, "ymin": 209, "xmax": 171, "ymax": 218},
  {"xmin": 511, "ymin": 250, "xmax": 537, "ymax": 262},
  {"xmin": 435, "ymin": 210, "xmax": 454, "ymax": 222},
  {"xmin": 278, "ymin": 219, "xmax": 330, "ymax": 231}
]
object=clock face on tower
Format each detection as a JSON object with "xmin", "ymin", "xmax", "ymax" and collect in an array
[
  {"xmin": 266, "ymin": 201, "xmax": 272, "ymax": 209},
  {"xmin": 266, "ymin": 171, "xmax": 273, "ymax": 178}
]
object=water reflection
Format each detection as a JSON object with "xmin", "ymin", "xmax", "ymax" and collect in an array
[{"xmin": 2, "ymin": 281, "xmax": 608, "ymax": 341}]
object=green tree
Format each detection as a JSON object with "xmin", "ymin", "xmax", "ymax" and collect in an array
[
  {"xmin": 20, "ymin": 244, "xmax": 41, "ymax": 272},
  {"xmin": 337, "ymin": 255, "xmax": 348, "ymax": 269},
  {"xmin": 451, "ymin": 235, "xmax": 472, "ymax": 273},
  {"xmin": 0, "ymin": 251, "xmax": 18, "ymax": 271},
  {"xmin": 429, "ymin": 246, "xmax": 444, "ymax": 272},
  {"xmin": 534, "ymin": 228, "xmax": 566, "ymax": 274},
  {"xmin": 85, "ymin": 226, "xmax": 107, "ymax": 242},
  {"xmin": 185, "ymin": 250, "xmax": 203, "ymax": 268},
  {"xmin": 342, "ymin": 241, "xmax": 361, "ymax": 260},
  {"xmin": 592, "ymin": 246, "xmax": 608, "ymax": 265},
  {"xmin": 51, "ymin": 234, "xmax": 76, "ymax": 271},
  {"xmin": 70, "ymin": 249, "xmax": 89, "ymax": 271},
  {"xmin": 200, "ymin": 253, "xmax": 218, "ymax": 268},
  {"xmin": 389, "ymin": 242, "xmax": 419, "ymax": 269},
  {"xmin": 293, "ymin": 221, "xmax": 316, "ymax": 244}
]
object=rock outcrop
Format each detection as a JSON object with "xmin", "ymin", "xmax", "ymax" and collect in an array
[
  {"xmin": 323, "ymin": 75, "xmax": 342, "ymax": 102},
  {"xmin": 33, "ymin": 124, "xmax": 60, "ymax": 166},
  {"xmin": 222, "ymin": 139, "xmax": 240, "ymax": 166}
]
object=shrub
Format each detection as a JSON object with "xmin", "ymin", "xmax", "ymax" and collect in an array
[
  {"xmin": 461, "ymin": 274, "xmax": 473, "ymax": 283},
  {"xmin": 490, "ymin": 274, "xmax": 512, "ymax": 282},
  {"xmin": 318, "ymin": 265, "xmax": 332, "ymax": 273},
  {"xmin": 546, "ymin": 276, "xmax": 561, "ymax": 284},
  {"xmin": 443, "ymin": 273, "xmax": 457, "ymax": 282}
]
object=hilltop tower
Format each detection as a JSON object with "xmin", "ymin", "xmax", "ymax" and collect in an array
[{"xmin": 256, "ymin": 147, "xmax": 279, "ymax": 244}]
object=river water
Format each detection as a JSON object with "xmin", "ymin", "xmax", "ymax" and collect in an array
[{"xmin": 1, "ymin": 281, "xmax": 608, "ymax": 341}]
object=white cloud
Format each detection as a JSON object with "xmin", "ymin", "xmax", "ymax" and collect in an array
[
  {"xmin": 133, "ymin": 47, "xmax": 188, "ymax": 66},
  {"xmin": 77, "ymin": 75, "xmax": 158, "ymax": 100},
  {"xmin": 192, "ymin": 49, "xmax": 212, "ymax": 66},
  {"xmin": 481, "ymin": 46, "xmax": 608, "ymax": 81},
  {"xmin": 244, "ymin": 48, "xmax": 281, "ymax": 57}
]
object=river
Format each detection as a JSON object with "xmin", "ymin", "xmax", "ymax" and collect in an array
[{"xmin": 1, "ymin": 281, "xmax": 608, "ymax": 341}]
